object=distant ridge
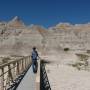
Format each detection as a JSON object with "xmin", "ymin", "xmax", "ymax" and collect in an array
[
  {"xmin": 7, "ymin": 16, "xmax": 25, "ymax": 27},
  {"xmin": 49, "ymin": 22, "xmax": 90, "ymax": 30},
  {"xmin": 0, "ymin": 16, "xmax": 90, "ymax": 55}
]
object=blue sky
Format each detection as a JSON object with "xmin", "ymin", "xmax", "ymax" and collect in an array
[{"xmin": 0, "ymin": 0, "xmax": 90, "ymax": 27}]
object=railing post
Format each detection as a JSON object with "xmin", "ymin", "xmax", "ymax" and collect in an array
[
  {"xmin": 12, "ymin": 62, "xmax": 16, "ymax": 80},
  {"xmin": 28, "ymin": 56, "xmax": 30, "ymax": 66},
  {"xmin": 25, "ymin": 58, "xmax": 27, "ymax": 69},
  {"xmin": 29, "ymin": 56, "xmax": 31, "ymax": 63},
  {"xmin": 29, "ymin": 56, "xmax": 32, "ymax": 67},
  {"xmin": 22, "ymin": 59, "xmax": 24, "ymax": 70},
  {"xmin": 19, "ymin": 60, "xmax": 22, "ymax": 74},
  {"xmin": 23, "ymin": 58, "xmax": 25, "ymax": 70},
  {"xmin": 1, "ymin": 68, "xmax": 4, "ymax": 90},
  {"xmin": 17, "ymin": 62, "xmax": 20, "ymax": 75},
  {"xmin": 8, "ymin": 64, "xmax": 13, "ymax": 83}
]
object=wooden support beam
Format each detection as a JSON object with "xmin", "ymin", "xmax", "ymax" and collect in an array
[
  {"xmin": 1, "ymin": 68, "xmax": 4, "ymax": 90},
  {"xmin": 17, "ymin": 62, "xmax": 20, "ymax": 75}
]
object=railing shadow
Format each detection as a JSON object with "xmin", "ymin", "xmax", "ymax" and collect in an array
[{"xmin": 40, "ymin": 60, "xmax": 51, "ymax": 90}]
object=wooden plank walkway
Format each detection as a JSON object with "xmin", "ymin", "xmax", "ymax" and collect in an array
[{"xmin": 16, "ymin": 67, "xmax": 36, "ymax": 90}]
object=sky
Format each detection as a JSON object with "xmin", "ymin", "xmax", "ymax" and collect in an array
[{"xmin": 0, "ymin": 0, "xmax": 90, "ymax": 27}]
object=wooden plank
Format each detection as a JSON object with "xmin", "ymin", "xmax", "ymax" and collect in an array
[{"xmin": 35, "ymin": 60, "xmax": 40, "ymax": 90}]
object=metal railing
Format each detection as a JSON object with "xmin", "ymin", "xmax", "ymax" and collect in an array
[
  {"xmin": 0, "ymin": 56, "xmax": 31, "ymax": 90},
  {"xmin": 40, "ymin": 61, "xmax": 51, "ymax": 90}
]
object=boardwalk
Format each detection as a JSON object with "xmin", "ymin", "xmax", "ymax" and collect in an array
[
  {"xmin": 0, "ymin": 56, "xmax": 39, "ymax": 90},
  {"xmin": 16, "ymin": 66, "xmax": 36, "ymax": 90}
]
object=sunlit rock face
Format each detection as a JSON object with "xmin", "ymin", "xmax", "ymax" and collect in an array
[
  {"xmin": 0, "ymin": 17, "xmax": 90, "ymax": 56},
  {"xmin": 7, "ymin": 16, "xmax": 25, "ymax": 28},
  {"xmin": 47, "ymin": 23, "xmax": 90, "ymax": 51},
  {"xmin": 0, "ymin": 17, "xmax": 46, "ymax": 56}
]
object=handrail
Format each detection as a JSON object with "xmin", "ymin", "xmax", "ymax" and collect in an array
[
  {"xmin": 0, "ymin": 55, "xmax": 32, "ymax": 90},
  {"xmin": 0, "ymin": 57, "xmax": 24, "ymax": 68}
]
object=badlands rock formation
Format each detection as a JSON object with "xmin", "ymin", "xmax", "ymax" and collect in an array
[
  {"xmin": 0, "ymin": 17, "xmax": 90, "ymax": 56},
  {"xmin": 48, "ymin": 23, "xmax": 90, "ymax": 51}
]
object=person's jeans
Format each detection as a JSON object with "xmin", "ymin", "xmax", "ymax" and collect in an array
[{"xmin": 32, "ymin": 60, "xmax": 38, "ymax": 73}]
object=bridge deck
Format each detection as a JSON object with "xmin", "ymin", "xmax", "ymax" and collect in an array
[{"xmin": 16, "ymin": 66, "xmax": 36, "ymax": 90}]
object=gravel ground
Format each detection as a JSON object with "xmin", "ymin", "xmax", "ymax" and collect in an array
[{"xmin": 43, "ymin": 52, "xmax": 90, "ymax": 90}]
